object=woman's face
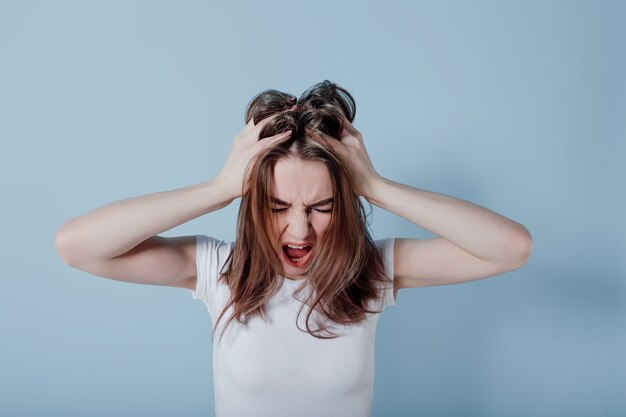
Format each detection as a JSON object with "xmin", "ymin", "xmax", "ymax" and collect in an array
[{"xmin": 270, "ymin": 157, "xmax": 334, "ymax": 280}]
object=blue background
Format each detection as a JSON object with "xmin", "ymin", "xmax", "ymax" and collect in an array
[{"xmin": 1, "ymin": 0, "xmax": 624, "ymax": 416}]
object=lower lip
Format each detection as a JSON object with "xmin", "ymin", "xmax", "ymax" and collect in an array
[{"xmin": 282, "ymin": 246, "xmax": 314, "ymax": 268}]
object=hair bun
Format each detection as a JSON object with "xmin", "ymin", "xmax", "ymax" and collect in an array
[{"xmin": 245, "ymin": 80, "xmax": 356, "ymax": 140}]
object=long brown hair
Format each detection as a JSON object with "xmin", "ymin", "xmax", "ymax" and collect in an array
[{"xmin": 212, "ymin": 80, "xmax": 391, "ymax": 343}]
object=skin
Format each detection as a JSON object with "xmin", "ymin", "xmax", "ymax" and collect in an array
[
  {"xmin": 202, "ymin": 111, "xmax": 531, "ymax": 292},
  {"xmin": 326, "ymin": 117, "xmax": 533, "ymax": 289},
  {"xmin": 270, "ymin": 158, "xmax": 334, "ymax": 280},
  {"xmin": 219, "ymin": 113, "xmax": 532, "ymax": 290},
  {"xmin": 55, "ymin": 111, "xmax": 532, "ymax": 295}
]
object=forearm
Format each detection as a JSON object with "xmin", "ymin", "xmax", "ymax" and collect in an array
[
  {"xmin": 55, "ymin": 178, "xmax": 234, "ymax": 263},
  {"xmin": 364, "ymin": 177, "xmax": 532, "ymax": 264}
]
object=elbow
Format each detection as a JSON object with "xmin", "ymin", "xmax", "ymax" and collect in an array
[
  {"xmin": 55, "ymin": 231, "xmax": 71, "ymax": 265},
  {"xmin": 55, "ymin": 223, "xmax": 77, "ymax": 266},
  {"xmin": 509, "ymin": 224, "xmax": 534, "ymax": 269}
]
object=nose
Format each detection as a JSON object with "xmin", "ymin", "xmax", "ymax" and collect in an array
[{"xmin": 286, "ymin": 208, "xmax": 311, "ymax": 239}]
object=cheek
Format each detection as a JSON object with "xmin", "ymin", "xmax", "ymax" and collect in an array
[
  {"xmin": 314, "ymin": 216, "xmax": 332, "ymax": 236},
  {"xmin": 272, "ymin": 217, "xmax": 289, "ymax": 240}
]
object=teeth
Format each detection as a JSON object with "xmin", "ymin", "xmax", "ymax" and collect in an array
[{"xmin": 287, "ymin": 244, "xmax": 309, "ymax": 249}]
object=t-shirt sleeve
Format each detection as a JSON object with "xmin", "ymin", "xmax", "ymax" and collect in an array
[
  {"xmin": 374, "ymin": 237, "xmax": 398, "ymax": 310},
  {"xmin": 191, "ymin": 234, "xmax": 234, "ymax": 317}
]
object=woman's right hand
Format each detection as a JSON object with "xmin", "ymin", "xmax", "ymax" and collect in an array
[{"xmin": 215, "ymin": 114, "xmax": 292, "ymax": 200}]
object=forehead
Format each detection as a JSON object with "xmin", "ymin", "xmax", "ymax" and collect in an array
[{"xmin": 272, "ymin": 158, "xmax": 333, "ymax": 202}]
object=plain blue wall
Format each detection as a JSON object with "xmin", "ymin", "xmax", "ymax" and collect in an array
[{"xmin": 1, "ymin": 1, "xmax": 624, "ymax": 416}]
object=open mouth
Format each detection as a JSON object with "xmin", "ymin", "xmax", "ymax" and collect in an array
[{"xmin": 281, "ymin": 243, "xmax": 314, "ymax": 267}]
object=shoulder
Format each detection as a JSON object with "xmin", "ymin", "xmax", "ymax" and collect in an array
[
  {"xmin": 193, "ymin": 235, "xmax": 235, "ymax": 283},
  {"xmin": 373, "ymin": 237, "xmax": 395, "ymax": 275},
  {"xmin": 190, "ymin": 235, "xmax": 235, "ymax": 309},
  {"xmin": 195, "ymin": 234, "xmax": 234, "ymax": 253}
]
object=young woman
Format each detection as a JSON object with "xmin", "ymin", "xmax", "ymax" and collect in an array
[{"xmin": 55, "ymin": 80, "xmax": 533, "ymax": 417}]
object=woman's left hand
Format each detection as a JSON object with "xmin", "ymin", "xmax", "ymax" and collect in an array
[{"xmin": 325, "ymin": 118, "xmax": 383, "ymax": 198}]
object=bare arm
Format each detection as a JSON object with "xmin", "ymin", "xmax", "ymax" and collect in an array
[
  {"xmin": 55, "ymin": 115, "xmax": 292, "ymax": 289},
  {"xmin": 55, "ymin": 179, "xmax": 233, "ymax": 265},
  {"xmin": 326, "ymin": 118, "xmax": 532, "ymax": 289},
  {"xmin": 364, "ymin": 177, "xmax": 532, "ymax": 265}
]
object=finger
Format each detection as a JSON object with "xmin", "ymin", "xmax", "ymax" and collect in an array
[
  {"xmin": 242, "ymin": 116, "xmax": 257, "ymax": 134},
  {"xmin": 260, "ymin": 130, "xmax": 292, "ymax": 148},
  {"xmin": 316, "ymin": 131, "xmax": 341, "ymax": 147},
  {"xmin": 324, "ymin": 135, "xmax": 348, "ymax": 157},
  {"xmin": 243, "ymin": 113, "xmax": 279, "ymax": 135},
  {"xmin": 241, "ymin": 114, "xmax": 282, "ymax": 145},
  {"xmin": 254, "ymin": 113, "xmax": 280, "ymax": 131},
  {"xmin": 339, "ymin": 127, "xmax": 351, "ymax": 141},
  {"xmin": 342, "ymin": 117, "xmax": 361, "ymax": 138},
  {"xmin": 339, "ymin": 127, "xmax": 361, "ymax": 144},
  {"xmin": 339, "ymin": 118, "xmax": 355, "ymax": 140}
]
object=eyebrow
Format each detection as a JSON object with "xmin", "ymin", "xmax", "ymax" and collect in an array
[{"xmin": 271, "ymin": 197, "xmax": 334, "ymax": 208}]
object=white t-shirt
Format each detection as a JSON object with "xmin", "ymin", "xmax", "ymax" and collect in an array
[{"xmin": 191, "ymin": 234, "xmax": 398, "ymax": 417}]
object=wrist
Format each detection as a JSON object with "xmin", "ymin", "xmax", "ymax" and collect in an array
[
  {"xmin": 210, "ymin": 176, "xmax": 239, "ymax": 204},
  {"xmin": 360, "ymin": 175, "xmax": 387, "ymax": 202}
]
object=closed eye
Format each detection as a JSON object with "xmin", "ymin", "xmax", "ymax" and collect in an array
[{"xmin": 271, "ymin": 208, "xmax": 332, "ymax": 213}]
